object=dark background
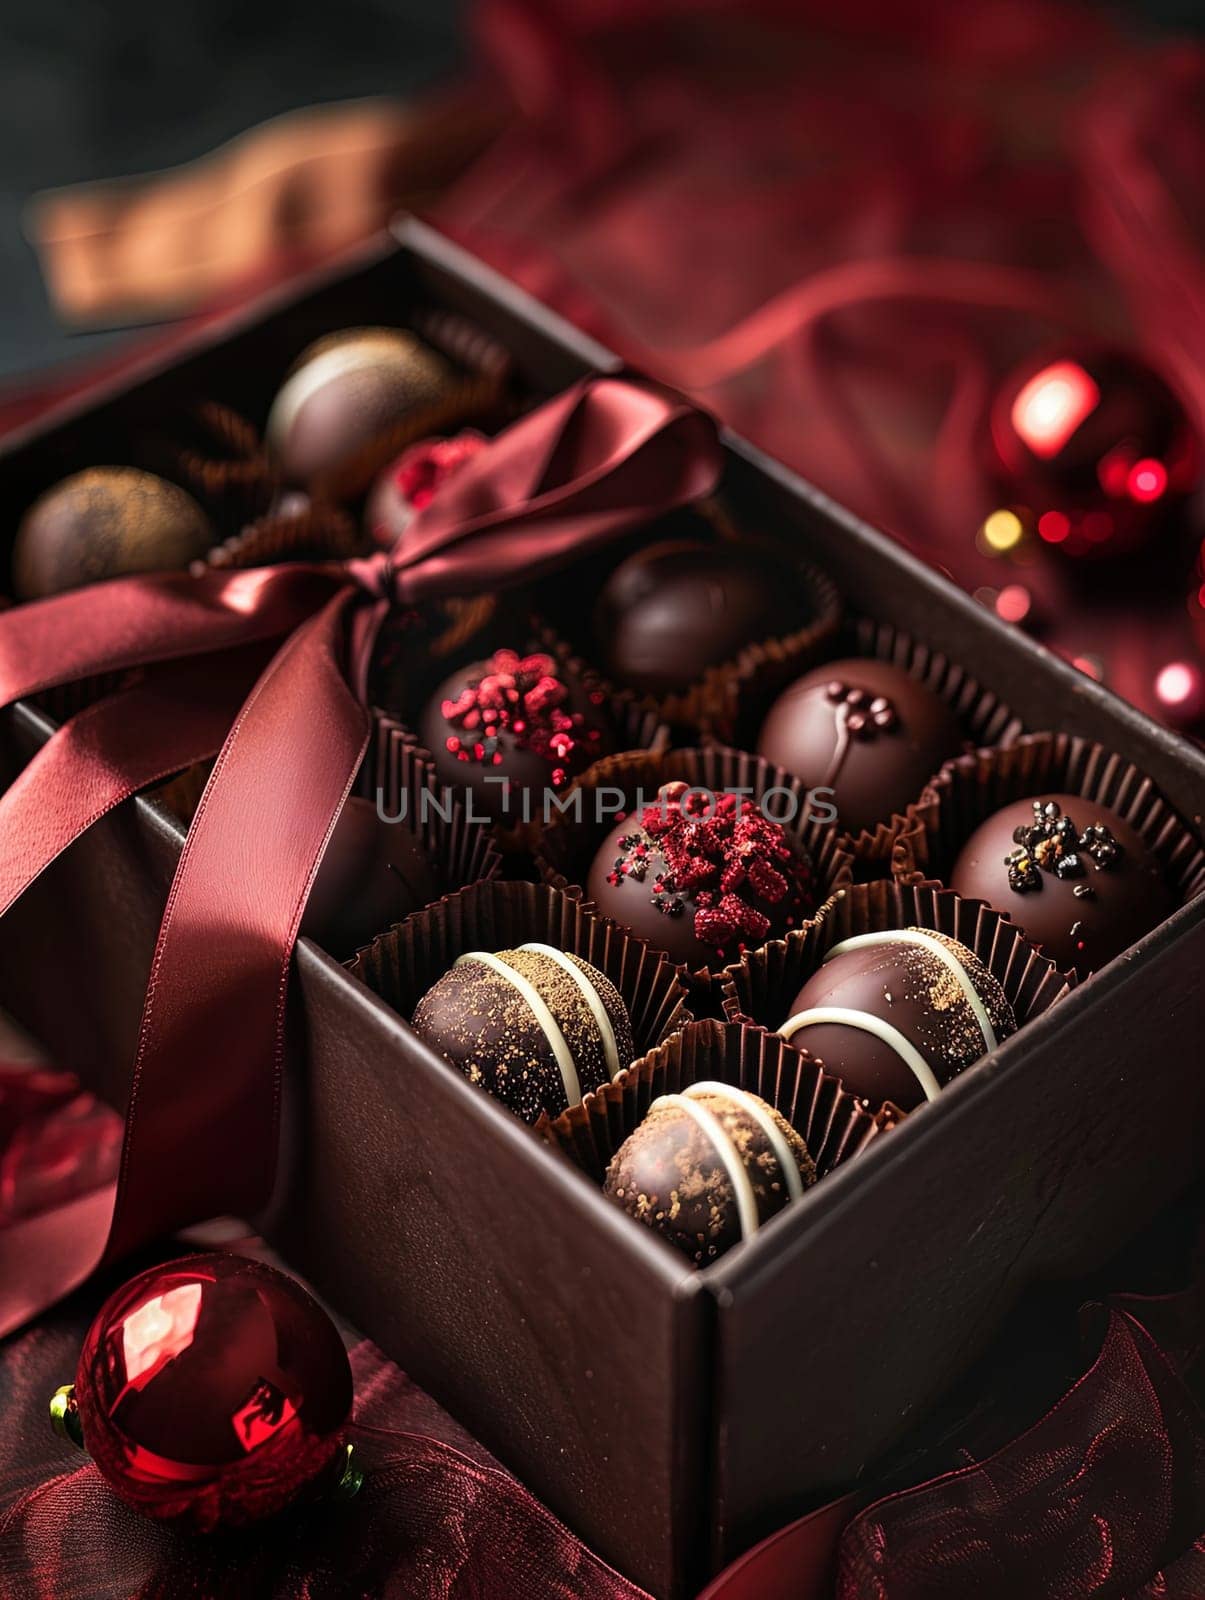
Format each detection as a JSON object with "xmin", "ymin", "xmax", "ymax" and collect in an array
[
  {"xmin": 0, "ymin": 1, "xmax": 465, "ymax": 382},
  {"xmin": 0, "ymin": 0, "xmax": 1196, "ymax": 385}
]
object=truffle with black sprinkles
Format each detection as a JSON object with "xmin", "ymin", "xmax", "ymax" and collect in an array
[
  {"xmin": 778, "ymin": 928, "xmax": 1016, "ymax": 1112},
  {"xmin": 419, "ymin": 649, "xmax": 613, "ymax": 822},
  {"xmin": 13, "ymin": 467, "xmax": 214, "ymax": 598},
  {"xmin": 951, "ymin": 794, "xmax": 1174, "ymax": 975},
  {"xmin": 603, "ymin": 1081, "xmax": 816, "ymax": 1265},
  {"xmin": 411, "ymin": 943, "xmax": 635, "ymax": 1122},
  {"xmin": 586, "ymin": 781, "xmax": 818, "ymax": 970},
  {"xmin": 266, "ymin": 328, "xmax": 453, "ymax": 484}
]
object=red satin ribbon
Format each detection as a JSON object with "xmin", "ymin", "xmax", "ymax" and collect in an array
[{"xmin": 0, "ymin": 374, "xmax": 722, "ymax": 1334}]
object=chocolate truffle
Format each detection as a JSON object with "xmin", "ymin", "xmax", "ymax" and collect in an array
[
  {"xmin": 757, "ymin": 659, "xmax": 963, "ymax": 837},
  {"xmin": 778, "ymin": 928, "xmax": 1016, "ymax": 1112},
  {"xmin": 950, "ymin": 794, "xmax": 1173, "ymax": 976},
  {"xmin": 587, "ymin": 781, "xmax": 818, "ymax": 970},
  {"xmin": 593, "ymin": 538, "xmax": 812, "ymax": 697},
  {"xmin": 366, "ymin": 431, "xmax": 486, "ymax": 550},
  {"xmin": 300, "ymin": 796, "xmax": 440, "ymax": 956},
  {"xmin": 13, "ymin": 468, "xmax": 214, "ymax": 599},
  {"xmin": 266, "ymin": 328, "xmax": 452, "ymax": 484},
  {"xmin": 603, "ymin": 1081, "xmax": 816, "ymax": 1265},
  {"xmin": 412, "ymin": 943, "xmax": 634, "ymax": 1121},
  {"xmin": 420, "ymin": 649, "xmax": 612, "ymax": 823}
]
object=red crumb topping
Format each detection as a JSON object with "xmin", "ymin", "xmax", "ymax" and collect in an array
[
  {"xmin": 393, "ymin": 431, "xmax": 487, "ymax": 511},
  {"xmin": 441, "ymin": 650, "xmax": 602, "ymax": 787},
  {"xmin": 605, "ymin": 780, "xmax": 814, "ymax": 953}
]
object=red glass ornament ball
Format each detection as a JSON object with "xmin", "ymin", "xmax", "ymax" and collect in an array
[
  {"xmin": 74, "ymin": 1253, "xmax": 353, "ymax": 1530},
  {"xmin": 990, "ymin": 346, "xmax": 1202, "ymax": 557}
]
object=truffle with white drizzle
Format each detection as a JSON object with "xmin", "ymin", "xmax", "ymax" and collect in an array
[
  {"xmin": 411, "ymin": 943, "xmax": 634, "ymax": 1122},
  {"xmin": 778, "ymin": 928, "xmax": 1016, "ymax": 1112},
  {"xmin": 603, "ymin": 1081, "xmax": 816, "ymax": 1265}
]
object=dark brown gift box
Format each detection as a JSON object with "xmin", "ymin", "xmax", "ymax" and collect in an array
[{"xmin": 1, "ymin": 221, "xmax": 1204, "ymax": 1600}]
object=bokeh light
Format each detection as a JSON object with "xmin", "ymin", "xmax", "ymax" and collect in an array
[{"xmin": 980, "ymin": 508, "xmax": 1024, "ymax": 554}]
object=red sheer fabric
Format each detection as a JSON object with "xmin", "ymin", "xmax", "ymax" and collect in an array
[
  {"xmin": 837, "ymin": 1308, "xmax": 1205, "ymax": 1599},
  {"xmin": 437, "ymin": 0, "xmax": 1205, "ymax": 723},
  {"xmin": 0, "ymin": 1315, "xmax": 648, "ymax": 1600}
]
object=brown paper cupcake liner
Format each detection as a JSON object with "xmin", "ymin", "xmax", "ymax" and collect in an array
[
  {"xmin": 139, "ymin": 401, "xmax": 278, "ymax": 532},
  {"xmin": 149, "ymin": 716, "xmax": 503, "ymax": 958},
  {"xmin": 349, "ymin": 879, "xmax": 693, "ymax": 1076},
  {"xmin": 718, "ymin": 615, "xmax": 1025, "ymax": 875},
  {"xmin": 351, "ymin": 726, "xmax": 504, "ymax": 929},
  {"xmin": 536, "ymin": 501, "xmax": 842, "ymax": 742},
  {"xmin": 719, "ymin": 883, "xmax": 1075, "ymax": 1065},
  {"xmin": 893, "ymin": 731, "xmax": 1205, "ymax": 913},
  {"xmin": 534, "ymin": 745, "xmax": 855, "ymax": 1000},
  {"xmin": 410, "ymin": 307, "xmax": 516, "ymax": 388},
  {"xmin": 197, "ymin": 499, "xmax": 362, "ymax": 573},
  {"xmin": 172, "ymin": 401, "xmax": 276, "ymax": 506},
  {"xmin": 371, "ymin": 616, "xmax": 671, "ymax": 857},
  {"xmin": 32, "ymin": 671, "xmax": 137, "ymax": 727},
  {"xmin": 535, "ymin": 1017, "xmax": 897, "ymax": 1193}
]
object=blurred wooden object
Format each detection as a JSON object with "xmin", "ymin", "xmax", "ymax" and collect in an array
[{"xmin": 27, "ymin": 87, "xmax": 507, "ymax": 327}]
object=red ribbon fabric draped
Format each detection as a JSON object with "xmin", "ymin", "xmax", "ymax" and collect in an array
[{"xmin": 0, "ymin": 374, "xmax": 722, "ymax": 1336}]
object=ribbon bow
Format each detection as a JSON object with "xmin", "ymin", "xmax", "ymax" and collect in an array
[{"xmin": 0, "ymin": 374, "xmax": 722, "ymax": 1332}]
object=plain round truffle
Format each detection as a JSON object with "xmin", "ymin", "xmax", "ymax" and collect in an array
[
  {"xmin": 411, "ymin": 943, "xmax": 635, "ymax": 1122},
  {"xmin": 757, "ymin": 658, "xmax": 963, "ymax": 837},
  {"xmin": 266, "ymin": 328, "xmax": 452, "ymax": 484},
  {"xmin": 593, "ymin": 538, "xmax": 814, "ymax": 697},
  {"xmin": 586, "ymin": 781, "xmax": 818, "ymax": 970},
  {"xmin": 300, "ymin": 796, "xmax": 440, "ymax": 956},
  {"xmin": 950, "ymin": 794, "xmax": 1174, "ymax": 976},
  {"xmin": 778, "ymin": 928, "xmax": 1016, "ymax": 1112},
  {"xmin": 603, "ymin": 1081, "xmax": 816, "ymax": 1265},
  {"xmin": 420, "ymin": 649, "xmax": 613, "ymax": 823},
  {"xmin": 13, "ymin": 468, "xmax": 214, "ymax": 599}
]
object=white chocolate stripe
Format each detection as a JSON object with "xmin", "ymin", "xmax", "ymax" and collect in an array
[
  {"xmin": 267, "ymin": 337, "xmax": 405, "ymax": 448},
  {"xmin": 520, "ymin": 943, "xmax": 621, "ymax": 1079},
  {"xmin": 682, "ymin": 1081, "xmax": 805, "ymax": 1202},
  {"xmin": 652, "ymin": 1093, "xmax": 760, "ymax": 1242},
  {"xmin": 823, "ymin": 928, "xmax": 997, "ymax": 1053},
  {"xmin": 455, "ymin": 951, "xmax": 582, "ymax": 1108},
  {"xmin": 778, "ymin": 1006, "xmax": 943, "ymax": 1103}
]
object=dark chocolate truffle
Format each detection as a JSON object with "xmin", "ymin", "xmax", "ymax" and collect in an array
[
  {"xmin": 420, "ymin": 649, "xmax": 613, "ymax": 823},
  {"xmin": 13, "ymin": 468, "xmax": 214, "ymax": 599},
  {"xmin": 412, "ymin": 943, "xmax": 635, "ymax": 1121},
  {"xmin": 366, "ymin": 431, "xmax": 487, "ymax": 550},
  {"xmin": 603, "ymin": 1081, "xmax": 816, "ymax": 1265},
  {"xmin": 593, "ymin": 538, "xmax": 812, "ymax": 697},
  {"xmin": 757, "ymin": 659, "xmax": 963, "ymax": 837},
  {"xmin": 586, "ymin": 781, "xmax": 818, "ymax": 970},
  {"xmin": 950, "ymin": 794, "xmax": 1173, "ymax": 976},
  {"xmin": 300, "ymin": 796, "xmax": 440, "ymax": 956},
  {"xmin": 778, "ymin": 928, "xmax": 1016, "ymax": 1112},
  {"xmin": 266, "ymin": 328, "xmax": 452, "ymax": 484}
]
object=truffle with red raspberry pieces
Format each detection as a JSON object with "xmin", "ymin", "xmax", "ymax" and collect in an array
[
  {"xmin": 420, "ymin": 649, "xmax": 614, "ymax": 822},
  {"xmin": 365, "ymin": 430, "xmax": 488, "ymax": 550},
  {"xmin": 586, "ymin": 780, "xmax": 818, "ymax": 970}
]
